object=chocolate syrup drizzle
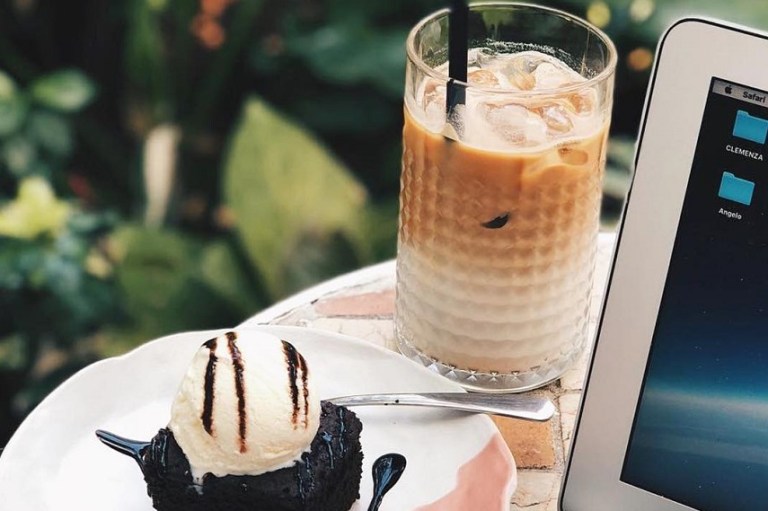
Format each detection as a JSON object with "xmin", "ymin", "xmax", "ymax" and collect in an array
[
  {"xmin": 226, "ymin": 331, "xmax": 248, "ymax": 453},
  {"xmin": 201, "ymin": 337, "xmax": 218, "ymax": 435},
  {"xmin": 336, "ymin": 407, "xmax": 346, "ymax": 452},
  {"xmin": 200, "ymin": 332, "xmax": 249, "ymax": 452},
  {"xmin": 199, "ymin": 334, "xmax": 311, "ymax": 454},
  {"xmin": 298, "ymin": 353, "xmax": 310, "ymax": 428},
  {"xmin": 282, "ymin": 340, "xmax": 310, "ymax": 429},
  {"xmin": 320, "ymin": 432, "xmax": 334, "ymax": 469}
]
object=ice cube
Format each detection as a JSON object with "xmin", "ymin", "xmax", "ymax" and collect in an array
[
  {"xmin": 504, "ymin": 54, "xmax": 540, "ymax": 91},
  {"xmin": 508, "ymin": 70, "xmax": 535, "ymax": 90},
  {"xmin": 508, "ymin": 51, "xmax": 551, "ymax": 72},
  {"xmin": 424, "ymin": 100, "xmax": 446, "ymax": 131},
  {"xmin": 422, "ymin": 81, "xmax": 447, "ymax": 131},
  {"xmin": 468, "ymin": 69, "xmax": 500, "ymax": 88},
  {"xmin": 422, "ymin": 78, "xmax": 443, "ymax": 98},
  {"xmin": 533, "ymin": 62, "xmax": 574, "ymax": 90},
  {"xmin": 479, "ymin": 103, "xmax": 548, "ymax": 146},
  {"xmin": 568, "ymin": 88, "xmax": 597, "ymax": 115},
  {"xmin": 540, "ymin": 105, "xmax": 574, "ymax": 134}
]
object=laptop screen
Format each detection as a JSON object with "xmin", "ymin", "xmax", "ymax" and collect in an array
[{"xmin": 621, "ymin": 77, "xmax": 768, "ymax": 510}]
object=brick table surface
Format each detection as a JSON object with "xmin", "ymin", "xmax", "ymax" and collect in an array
[{"xmin": 240, "ymin": 232, "xmax": 617, "ymax": 511}]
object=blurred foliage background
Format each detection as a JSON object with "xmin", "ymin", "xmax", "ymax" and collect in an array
[{"xmin": 0, "ymin": 0, "xmax": 764, "ymax": 444}]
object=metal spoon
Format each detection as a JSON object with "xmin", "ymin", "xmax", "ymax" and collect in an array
[{"xmin": 328, "ymin": 393, "xmax": 555, "ymax": 422}]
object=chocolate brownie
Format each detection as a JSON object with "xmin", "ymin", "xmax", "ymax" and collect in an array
[{"xmin": 140, "ymin": 402, "xmax": 363, "ymax": 511}]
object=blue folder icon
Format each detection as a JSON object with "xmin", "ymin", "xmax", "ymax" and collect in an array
[
  {"xmin": 718, "ymin": 172, "xmax": 754, "ymax": 206},
  {"xmin": 733, "ymin": 110, "xmax": 768, "ymax": 144}
]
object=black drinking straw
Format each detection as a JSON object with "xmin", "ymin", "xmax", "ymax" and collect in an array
[{"xmin": 446, "ymin": 0, "xmax": 469, "ymax": 127}]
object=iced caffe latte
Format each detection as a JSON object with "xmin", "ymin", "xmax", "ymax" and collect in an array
[{"xmin": 395, "ymin": 4, "xmax": 616, "ymax": 392}]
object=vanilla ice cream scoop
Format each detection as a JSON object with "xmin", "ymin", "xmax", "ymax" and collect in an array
[{"xmin": 169, "ymin": 330, "xmax": 320, "ymax": 482}]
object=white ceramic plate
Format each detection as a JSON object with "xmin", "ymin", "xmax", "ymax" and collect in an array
[{"xmin": 0, "ymin": 325, "xmax": 515, "ymax": 510}]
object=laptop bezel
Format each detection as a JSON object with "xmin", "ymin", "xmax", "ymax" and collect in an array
[{"xmin": 560, "ymin": 17, "xmax": 768, "ymax": 511}]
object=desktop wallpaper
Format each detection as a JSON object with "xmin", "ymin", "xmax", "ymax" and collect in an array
[{"xmin": 622, "ymin": 79, "xmax": 768, "ymax": 511}]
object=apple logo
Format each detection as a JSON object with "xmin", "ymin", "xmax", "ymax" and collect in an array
[{"xmin": 725, "ymin": 85, "xmax": 733, "ymax": 94}]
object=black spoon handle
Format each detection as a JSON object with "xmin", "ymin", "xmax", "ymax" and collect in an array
[
  {"xmin": 368, "ymin": 453, "xmax": 407, "ymax": 511},
  {"xmin": 95, "ymin": 430, "xmax": 150, "ymax": 467}
]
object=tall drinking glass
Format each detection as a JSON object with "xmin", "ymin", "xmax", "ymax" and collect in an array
[{"xmin": 395, "ymin": 3, "xmax": 617, "ymax": 392}]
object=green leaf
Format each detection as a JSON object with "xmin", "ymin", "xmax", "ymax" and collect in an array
[
  {"xmin": 111, "ymin": 225, "xmax": 202, "ymax": 332},
  {"xmin": 109, "ymin": 226, "xmax": 247, "ymax": 348},
  {"xmin": 0, "ymin": 96, "xmax": 28, "ymax": 137},
  {"xmin": 0, "ymin": 335, "xmax": 27, "ymax": 370},
  {"xmin": 0, "ymin": 177, "xmax": 71, "ymax": 239},
  {"xmin": 281, "ymin": 230, "xmax": 362, "ymax": 294},
  {"xmin": 27, "ymin": 110, "xmax": 73, "ymax": 157},
  {"xmin": 1, "ymin": 136, "xmax": 37, "ymax": 177},
  {"xmin": 288, "ymin": 25, "xmax": 407, "ymax": 98},
  {"xmin": 124, "ymin": 1, "xmax": 171, "ymax": 120},
  {"xmin": 30, "ymin": 69, "xmax": 97, "ymax": 113},
  {"xmin": 67, "ymin": 210, "xmax": 118, "ymax": 235},
  {"xmin": 291, "ymin": 92, "xmax": 397, "ymax": 134},
  {"xmin": 0, "ymin": 71, "xmax": 17, "ymax": 99},
  {"xmin": 199, "ymin": 240, "xmax": 264, "ymax": 315},
  {"xmin": 147, "ymin": 0, "xmax": 169, "ymax": 11},
  {"xmin": 223, "ymin": 97, "xmax": 368, "ymax": 298}
]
